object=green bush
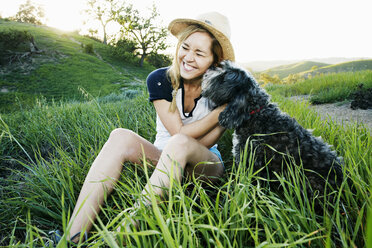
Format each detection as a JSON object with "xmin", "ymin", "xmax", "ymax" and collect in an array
[
  {"xmin": 109, "ymin": 38, "xmax": 138, "ymax": 63},
  {"xmin": 146, "ymin": 53, "xmax": 172, "ymax": 68},
  {"xmin": 0, "ymin": 29, "xmax": 34, "ymax": 64},
  {"xmin": 0, "ymin": 17, "xmax": 12, "ymax": 22},
  {"xmin": 0, "ymin": 29, "xmax": 33, "ymax": 51},
  {"xmin": 83, "ymin": 43, "xmax": 94, "ymax": 54},
  {"xmin": 115, "ymin": 38, "xmax": 137, "ymax": 53}
]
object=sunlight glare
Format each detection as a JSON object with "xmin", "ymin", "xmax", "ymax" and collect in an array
[{"xmin": 42, "ymin": 0, "xmax": 86, "ymax": 32}]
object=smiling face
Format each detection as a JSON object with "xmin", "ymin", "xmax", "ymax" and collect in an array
[{"xmin": 178, "ymin": 31, "xmax": 214, "ymax": 82}]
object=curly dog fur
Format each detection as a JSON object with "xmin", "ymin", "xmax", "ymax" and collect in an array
[{"xmin": 202, "ymin": 60, "xmax": 344, "ymax": 200}]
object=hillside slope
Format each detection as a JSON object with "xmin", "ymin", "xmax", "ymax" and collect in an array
[
  {"xmin": 0, "ymin": 20, "xmax": 154, "ymax": 113},
  {"xmin": 300, "ymin": 59, "xmax": 372, "ymax": 78},
  {"xmin": 263, "ymin": 61, "xmax": 329, "ymax": 78}
]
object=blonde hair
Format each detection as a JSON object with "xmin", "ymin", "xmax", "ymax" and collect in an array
[{"xmin": 167, "ymin": 25, "xmax": 223, "ymax": 112}]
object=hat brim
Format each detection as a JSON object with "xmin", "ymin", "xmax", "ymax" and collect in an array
[{"xmin": 168, "ymin": 18, "xmax": 235, "ymax": 62}]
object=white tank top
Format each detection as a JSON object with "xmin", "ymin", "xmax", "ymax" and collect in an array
[{"xmin": 154, "ymin": 88, "xmax": 214, "ymax": 150}]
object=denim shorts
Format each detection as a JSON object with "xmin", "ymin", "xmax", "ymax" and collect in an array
[{"xmin": 209, "ymin": 145, "xmax": 224, "ymax": 168}]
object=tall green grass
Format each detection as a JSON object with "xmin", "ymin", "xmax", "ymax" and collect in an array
[
  {"xmin": 267, "ymin": 70, "xmax": 372, "ymax": 104},
  {"xmin": 0, "ymin": 91, "xmax": 371, "ymax": 247}
]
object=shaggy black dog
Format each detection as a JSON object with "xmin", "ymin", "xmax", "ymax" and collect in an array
[{"xmin": 202, "ymin": 60, "xmax": 344, "ymax": 202}]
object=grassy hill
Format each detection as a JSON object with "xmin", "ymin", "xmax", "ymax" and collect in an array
[
  {"xmin": 300, "ymin": 59, "xmax": 372, "ymax": 78},
  {"xmin": 242, "ymin": 57, "xmax": 370, "ymax": 72},
  {"xmin": 262, "ymin": 59, "xmax": 372, "ymax": 80},
  {"xmin": 263, "ymin": 61, "xmax": 329, "ymax": 78},
  {"xmin": 0, "ymin": 19, "xmax": 154, "ymax": 113}
]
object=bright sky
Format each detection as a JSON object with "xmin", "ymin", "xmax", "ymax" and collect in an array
[{"xmin": 1, "ymin": 0, "xmax": 372, "ymax": 62}]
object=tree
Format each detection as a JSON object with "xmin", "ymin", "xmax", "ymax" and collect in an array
[
  {"xmin": 146, "ymin": 53, "xmax": 172, "ymax": 68},
  {"xmin": 110, "ymin": 37, "xmax": 137, "ymax": 62},
  {"xmin": 12, "ymin": 0, "xmax": 45, "ymax": 25},
  {"xmin": 85, "ymin": 0, "xmax": 124, "ymax": 44},
  {"xmin": 258, "ymin": 73, "xmax": 282, "ymax": 86},
  {"xmin": 284, "ymin": 74, "xmax": 301, "ymax": 84},
  {"xmin": 87, "ymin": 28, "xmax": 98, "ymax": 38},
  {"xmin": 116, "ymin": 4, "xmax": 168, "ymax": 67}
]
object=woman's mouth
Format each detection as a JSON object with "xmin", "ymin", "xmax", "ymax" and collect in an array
[{"xmin": 183, "ymin": 62, "xmax": 196, "ymax": 72}]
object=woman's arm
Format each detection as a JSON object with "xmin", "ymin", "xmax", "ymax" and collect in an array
[
  {"xmin": 153, "ymin": 99, "xmax": 225, "ymax": 139},
  {"xmin": 197, "ymin": 125, "xmax": 226, "ymax": 148}
]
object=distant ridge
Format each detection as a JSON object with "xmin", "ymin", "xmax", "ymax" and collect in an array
[
  {"xmin": 300, "ymin": 59, "xmax": 372, "ymax": 78},
  {"xmin": 262, "ymin": 61, "xmax": 330, "ymax": 79},
  {"xmin": 241, "ymin": 57, "xmax": 371, "ymax": 72}
]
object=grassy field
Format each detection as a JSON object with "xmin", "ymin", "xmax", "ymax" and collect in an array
[
  {"xmin": 0, "ymin": 86, "xmax": 371, "ymax": 247},
  {"xmin": 1, "ymin": 18, "xmax": 372, "ymax": 248},
  {"xmin": 267, "ymin": 70, "xmax": 372, "ymax": 104}
]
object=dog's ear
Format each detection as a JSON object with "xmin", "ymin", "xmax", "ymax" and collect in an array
[
  {"xmin": 218, "ymin": 94, "xmax": 250, "ymax": 128},
  {"xmin": 224, "ymin": 68, "xmax": 241, "ymax": 85}
]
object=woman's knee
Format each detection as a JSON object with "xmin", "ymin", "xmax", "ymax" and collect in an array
[
  {"xmin": 107, "ymin": 128, "xmax": 140, "ymax": 160},
  {"xmin": 109, "ymin": 128, "xmax": 133, "ymax": 139},
  {"xmin": 108, "ymin": 128, "xmax": 137, "ymax": 144},
  {"xmin": 164, "ymin": 134, "xmax": 196, "ymax": 157}
]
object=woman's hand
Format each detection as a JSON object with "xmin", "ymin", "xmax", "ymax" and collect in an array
[{"xmin": 214, "ymin": 103, "xmax": 227, "ymax": 115}]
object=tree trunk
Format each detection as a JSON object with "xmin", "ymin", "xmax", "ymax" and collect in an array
[
  {"xmin": 103, "ymin": 30, "xmax": 107, "ymax": 45},
  {"xmin": 29, "ymin": 36, "xmax": 39, "ymax": 52},
  {"xmin": 139, "ymin": 53, "xmax": 146, "ymax": 67}
]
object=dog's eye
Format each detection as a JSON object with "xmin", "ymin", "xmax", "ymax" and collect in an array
[{"xmin": 181, "ymin": 46, "xmax": 189, "ymax": 51}]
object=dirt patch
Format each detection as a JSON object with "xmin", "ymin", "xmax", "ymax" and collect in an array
[
  {"xmin": 290, "ymin": 95, "xmax": 372, "ymax": 130},
  {"xmin": 0, "ymin": 50, "xmax": 66, "ymax": 76}
]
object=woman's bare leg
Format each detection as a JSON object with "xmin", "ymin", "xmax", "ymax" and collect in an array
[
  {"xmin": 117, "ymin": 133, "xmax": 224, "ymax": 238},
  {"xmin": 141, "ymin": 133, "xmax": 224, "ymax": 204},
  {"xmin": 67, "ymin": 128, "xmax": 161, "ymax": 242}
]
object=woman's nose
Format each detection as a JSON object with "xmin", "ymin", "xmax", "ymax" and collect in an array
[{"xmin": 184, "ymin": 51, "xmax": 195, "ymax": 62}]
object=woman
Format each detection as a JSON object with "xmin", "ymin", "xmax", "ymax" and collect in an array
[{"xmin": 51, "ymin": 11, "xmax": 235, "ymax": 245}]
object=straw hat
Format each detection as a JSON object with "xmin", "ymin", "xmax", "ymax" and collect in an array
[{"xmin": 168, "ymin": 12, "xmax": 235, "ymax": 62}]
